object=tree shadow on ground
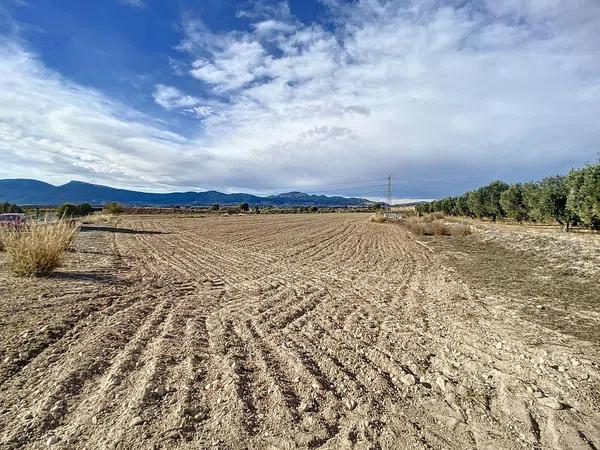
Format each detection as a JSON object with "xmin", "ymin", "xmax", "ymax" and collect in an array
[
  {"xmin": 50, "ymin": 271, "xmax": 124, "ymax": 284},
  {"xmin": 80, "ymin": 225, "xmax": 166, "ymax": 235}
]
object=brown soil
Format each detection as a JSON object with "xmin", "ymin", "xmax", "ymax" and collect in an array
[{"xmin": 0, "ymin": 214, "xmax": 598, "ymax": 449}]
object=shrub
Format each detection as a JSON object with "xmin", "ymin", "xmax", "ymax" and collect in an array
[
  {"xmin": 57, "ymin": 203, "xmax": 94, "ymax": 218},
  {"xmin": 450, "ymin": 223, "xmax": 472, "ymax": 236},
  {"xmin": 401, "ymin": 216, "xmax": 470, "ymax": 237},
  {"xmin": 403, "ymin": 217, "xmax": 426, "ymax": 235},
  {"xmin": 430, "ymin": 220, "xmax": 451, "ymax": 236},
  {"xmin": 370, "ymin": 211, "xmax": 386, "ymax": 223},
  {"xmin": 423, "ymin": 212, "xmax": 445, "ymax": 223},
  {"xmin": 2, "ymin": 219, "xmax": 79, "ymax": 276},
  {"xmin": 104, "ymin": 202, "xmax": 124, "ymax": 215},
  {"xmin": 78, "ymin": 203, "xmax": 93, "ymax": 216},
  {"xmin": 239, "ymin": 203, "xmax": 250, "ymax": 212},
  {"xmin": 210, "ymin": 204, "xmax": 220, "ymax": 211},
  {"xmin": 57, "ymin": 203, "xmax": 78, "ymax": 218}
]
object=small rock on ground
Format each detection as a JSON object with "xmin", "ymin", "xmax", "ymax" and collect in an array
[
  {"xmin": 401, "ymin": 374, "xmax": 417, "ymax": 386},
  {"xmin": 345, "ymin": 399, "xmax": 357, "ymax": 411},
  {"xmin": 538, "ymin": 397, "xmax": 564, "ymax": 410},
  {"xmin": 131, "ymin": 416, "xmax": 144, "ymax": 426}
]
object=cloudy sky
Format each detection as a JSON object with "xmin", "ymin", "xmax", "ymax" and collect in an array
[{"xmin": 1, "ymin": 0, "xmax": 599, "ymax": 199}]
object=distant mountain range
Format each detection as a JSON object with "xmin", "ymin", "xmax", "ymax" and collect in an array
[{"xmin": 0, "ymin": 179, "xmax": 371, "ymax": 207}]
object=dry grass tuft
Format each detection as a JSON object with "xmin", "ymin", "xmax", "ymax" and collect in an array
[
  {"xmin": 81, "ymin": 213, "xmax": 115, "ymax": 224},
  {"xmin": 370, "ymin": 211, "xmax": 387, "ymax": 223},
  {"xmin": 2, "ymin": 219, "xmax": 79, "ymax": 276},
  {"xmin": 450, "ymin": 223, "xmax": 472, "ymax": 236},
  {"xmin": 430, "ymin": 220, "xmax": 452, "ymax": 236},
  {"xmin": 423, "ymin": 212, "xmax": 445, "ymax": 223},
  {"xmin": 403, "ymin": 217, "xmax": 427, "ymax": 235},
  {"xmin": 400, "ymin": 216, "xmax": 472, "ymax": 237}
]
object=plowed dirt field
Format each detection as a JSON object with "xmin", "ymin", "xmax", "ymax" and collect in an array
[{"xmin": 1, "ymin": 213, "xmax": 599, "ymax": 449}]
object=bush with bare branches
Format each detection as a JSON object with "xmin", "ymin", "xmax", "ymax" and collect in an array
[
  {"xmin": 400, "ymin": 216, "xmax": 472, "ymax": 237},
  {"xmin": 370, "ymin": 211, "xmax": 386, "ymax": 223},
  {"xmin": 423, "ymin": 212, "xmax": 445, "ymax": 223},
  {"xmin": 450, "ymin": 223, "xmax": 472, "ymax": 236},
  {"xmin": 2, "ymin": 219, "xmax": 79, "ymax": 276}
]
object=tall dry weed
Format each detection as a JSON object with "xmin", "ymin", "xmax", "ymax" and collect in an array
[
  {"xmin": 450, "ymin": 223, "xmax": 472, "ymax": 236},
  {"xmin": 401, "ymin": 216, "xmax": 472, "ymax": 237},
  {"xmin": 370, "ymin": 211, "xmax": 386, "ymax": 223},
  {"xmin": 3, "ymin": 219, "xmax": 79, "ymax": 276},
  {"xmin": 430, "ymin": 220, "xmax": 451, "ymax": 236},
  {"xmin": 404, "ymin": 217, "xmax": 426, "ymax": 235},
  {"xmin": 423, "ymin": 212, "xmax": 445, "ymax": 223}
]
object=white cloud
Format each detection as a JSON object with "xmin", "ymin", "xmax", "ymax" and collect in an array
[
  {"xmin": 190, "ymin": 40, "xmax": 266, "ymax": 92},
  {"xmin": 0, "ymin": 41, "xmax": 210, "ymax": 190},
  {"xmin": 173, "ymin": 0, "xmax": 600, "ymax": 195},
  {"xmin": 2, "ymin": 1, "xmax": 600, "ymax": 197},
  {"xmin": 152, "ymin": 84, "xmax": 200, "ymax": 110}
]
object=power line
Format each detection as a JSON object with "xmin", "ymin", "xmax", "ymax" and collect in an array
[
  {"xmin": 258, "ymin": 178, "xmax": 388, "ymax": 192},
  {"xmin": 386, "ymin": 175, "xmax": 392, "ymax": 208}
]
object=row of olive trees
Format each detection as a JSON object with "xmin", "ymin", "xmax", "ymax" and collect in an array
[
  {"xmin": 56, "ymin": 203, "xmax": 94, "ymax": 218},
  {"xmin": 416, "ymin": 163, "xmax": 600, "ymax": 231}
]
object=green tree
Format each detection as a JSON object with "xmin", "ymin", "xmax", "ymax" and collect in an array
[
  {"xmin": 210, "ymin": 204, "xmax": 220, "ymax": 211},
  {"xmin": 57, "ymin": 203, "xmax": 94, "ymax": 218},
  {"xmin": 467, "ymin": 181, "xmax": 508, "ymax": 220},
  {"xmin": 239, "ymin": 202, "xmax": 250, "ymax": 212},
  {"xmin": 485, "ymin": 181, "xmax": 509, "ymax": 220},
  {"xmin": 78, "ymin": 203, "xmax": 93, "ymax": 216},
  {"xmin": 453, "ymin": 194, "xmax": 471, "ymax": 217},
  {"xmin": 500, "ymin": 183, "xmax": 529, "ymax": 223},
  {"xmin": 0, "ymin": 202, "xmax": 22, "ymax": 213},
  {"xmin": 467, "ymin": 189, "xmax": 486, "ymax": 218},
  {"xmin": 567, "ymin": 164, "xmax": 600, "ymax": 230},
  {"xmin": 522, "ymin": 182, "xmax": 542, "ymax": 221},
  {"xmin": 439, "ymin": 197, "xmax": 455, "ymax": 215},
  {"xmin": 536, "ymin": 176, "xmax": 572, "ymax": 231},
  {"xmin": 104, "ymin": 202, "xmax": 124, "ymax": 215},
  {"xmin": 57, "ymin": 203, "xmax": 78, "ymax": 218}
]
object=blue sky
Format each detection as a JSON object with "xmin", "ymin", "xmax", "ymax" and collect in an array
[{"xmin": 1, "ymin": 0, "xmax": 600, "ymax": 200}]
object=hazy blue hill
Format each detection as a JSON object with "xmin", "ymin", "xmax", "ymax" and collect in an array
[
  {"xmin": 0, "ymin": 179, "xmax": 59, "ymax": 204},
  {"xmin": 0, "ymin": 179, "xmax": 370, "ymax": 207}
]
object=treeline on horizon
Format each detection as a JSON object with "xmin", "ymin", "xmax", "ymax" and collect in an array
[{"xmin": 416, "ymin": 162, "xmax": 600, "ymax": 231}]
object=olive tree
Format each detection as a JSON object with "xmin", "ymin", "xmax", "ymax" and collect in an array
[
  {"xmin": 500, "ymin": 184, "xmax": 529, "ymax": 223},
  {"xmin": 567, "ymin": 164, "xmax": 600, "ymax": 230}
]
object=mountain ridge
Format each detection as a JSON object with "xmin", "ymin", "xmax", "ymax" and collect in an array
[{"xmin": 0, "ymin": 179, "xmax": 371, "ymax": 207}]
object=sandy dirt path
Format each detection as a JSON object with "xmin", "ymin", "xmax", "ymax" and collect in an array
[{"xmin": 0, "ymin": 213, "xmax": 598, "ymax": 449}]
